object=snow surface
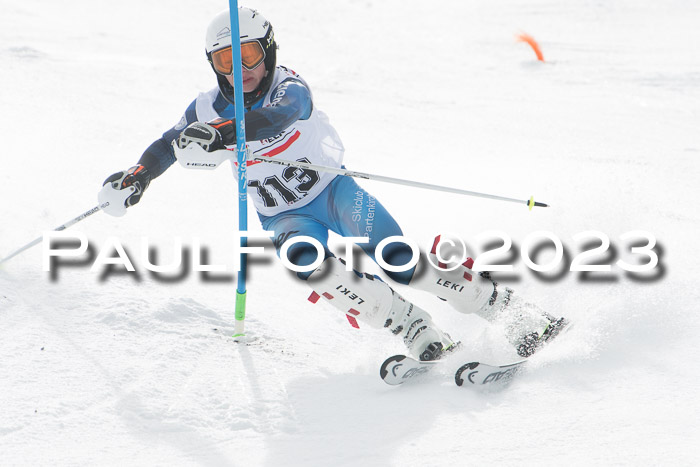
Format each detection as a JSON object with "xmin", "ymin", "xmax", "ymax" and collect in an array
[{"xmin": 2, "ymin": 0, "xmax": 699, "ymax": 465}]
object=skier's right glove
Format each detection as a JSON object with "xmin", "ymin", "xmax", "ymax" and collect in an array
[
  {"xmin": 176, "ymin": 118, "xmax": 236, "ymax": 152},
  {"xmin": 102, "ymin": 164, "xmax": 151, "ymax": 208}
]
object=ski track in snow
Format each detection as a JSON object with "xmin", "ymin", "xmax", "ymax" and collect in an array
[{"xmin": 2, "ymin": 0, "xmax": 700, "ymax": 465}]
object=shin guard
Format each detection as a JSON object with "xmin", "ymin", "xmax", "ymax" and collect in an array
[
  {"xmin": 307, "ymin": 257, "xmax": 453, "ymax": 360},
  {"xmin": 410, "ymin": 242, "xmax": 553, "ymax": 349}
]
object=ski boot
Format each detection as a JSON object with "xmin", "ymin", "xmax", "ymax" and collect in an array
[
  {"xmin": 516, "ymin": 316, "xmax": 570, "ymax": 358},
  {"xmin": 417, "ymin": 339, "xmax": 462, "ymax": 362},
  {"xmin": 385, "ymin": 292, "xmax": 458, "ymax": 362},
  {"xmin": 307, "ymin": 256, "xmax": 457, "ymax": 362}
]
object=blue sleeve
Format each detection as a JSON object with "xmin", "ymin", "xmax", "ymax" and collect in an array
[
  {"xmin": 138, "ymin": 79, "xmax": 312, "ymax": 178},
  {"xmin": 244, "ymin": 78, "xmax": 312, "ymax": 141},
  {"xmin": 137, "ymin": 99, "xmax": 198, "ymax": 178}
]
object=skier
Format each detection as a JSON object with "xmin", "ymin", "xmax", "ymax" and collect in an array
[{"xmin": 101, "ymin": 7, "xmax": 567, "ymax": 362}]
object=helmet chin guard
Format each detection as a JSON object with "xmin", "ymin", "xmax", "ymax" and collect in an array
[{"xmin": 205, "ymin": 8, "xmax": 277, "ymax": 108}]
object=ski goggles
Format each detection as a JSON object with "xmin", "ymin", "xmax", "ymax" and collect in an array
[{"xmin": 211, "ymin": 41, "xmax": 266, "ymax": 75}]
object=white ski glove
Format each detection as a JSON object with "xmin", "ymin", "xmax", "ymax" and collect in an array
[
  {"xmin": 173, "ymin": 118, "xmax": 238, "ymax": 170},
  {"xmin": 175, "ymin": 118, "xmax": 236, "ymax": 152},
  {"xmin": 98, "ymin": 164, "xmax": 151, "ymax": 217}
]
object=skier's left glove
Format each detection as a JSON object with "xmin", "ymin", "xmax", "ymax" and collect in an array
[{"xmin": 176, "ymin": 118, "xmax": 236, "ymax": 152}]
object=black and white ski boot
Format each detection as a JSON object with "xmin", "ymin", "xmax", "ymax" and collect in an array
[
  {"xmin": 418, "ymin": 339, "xmax": 462, "ymax": 362},
  {"xmin": 516, "ymin": 316, "xmax": 570, "ymax": 358}
]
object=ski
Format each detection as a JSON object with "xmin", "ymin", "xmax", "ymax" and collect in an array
[
  {"xmin": 380, "ymin": 353, "xmax": 527, "ymax": 388},
  {"xmin": 454, "ymin": 360, "xmax": 527, "ymax": 388},
  {"xmin": 379, "ymin": 354, "xmax": 445, "ymax": 385}
]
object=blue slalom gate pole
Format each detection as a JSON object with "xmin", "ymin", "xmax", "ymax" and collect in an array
[{"xmin": 228, "ymin": 2, "xmax": 249, "ymax": 339}]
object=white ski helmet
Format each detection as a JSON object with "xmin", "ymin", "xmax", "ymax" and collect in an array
[{"xmin": 205, "ymin": 8, "xmax": 277, "ymax": 107}]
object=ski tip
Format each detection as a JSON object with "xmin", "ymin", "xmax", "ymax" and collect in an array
[
  {"xmin": 454, "ymin": 362, "xmax": 480, "ymax": 387},
  {"xmin": 380, "ymin": 354, "xmax": 407, "ymax": 381},
  {"xmin": 455, "ymin": 360, "xmax": 526, "ymax": 388}
]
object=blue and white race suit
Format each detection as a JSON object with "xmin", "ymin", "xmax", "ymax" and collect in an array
[{"xmin": 138, "ymin": 66, "xmax": 413, "ymax": 283}]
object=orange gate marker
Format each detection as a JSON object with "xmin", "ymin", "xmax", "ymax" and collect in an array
[{"xmin": 517, "ymin": 33, "xmax": 545, "ymax": 62}]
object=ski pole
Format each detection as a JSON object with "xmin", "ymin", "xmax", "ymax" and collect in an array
[
  {"xmin": 228, "ymin": 2, "xmax": 250, "ymax": 341},
  {"xmin": 252, "ymin": 157, "xmax": 549, "ymax": 209},
  {"xmin": 0, "ymin": 202, "xmax": 109, "ymax": 265}
]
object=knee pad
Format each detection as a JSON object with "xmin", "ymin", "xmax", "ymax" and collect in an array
[
  {"xmin": 307, "ymin": 256, "xmax": 394, "ymax": 328},
  {"xmin": 409, "ymin": 257, "xmax": 496, "ymax": 315},
  {"xmin": 307, "ymin": 256, "xmax": 453, "ymax": 359}
]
